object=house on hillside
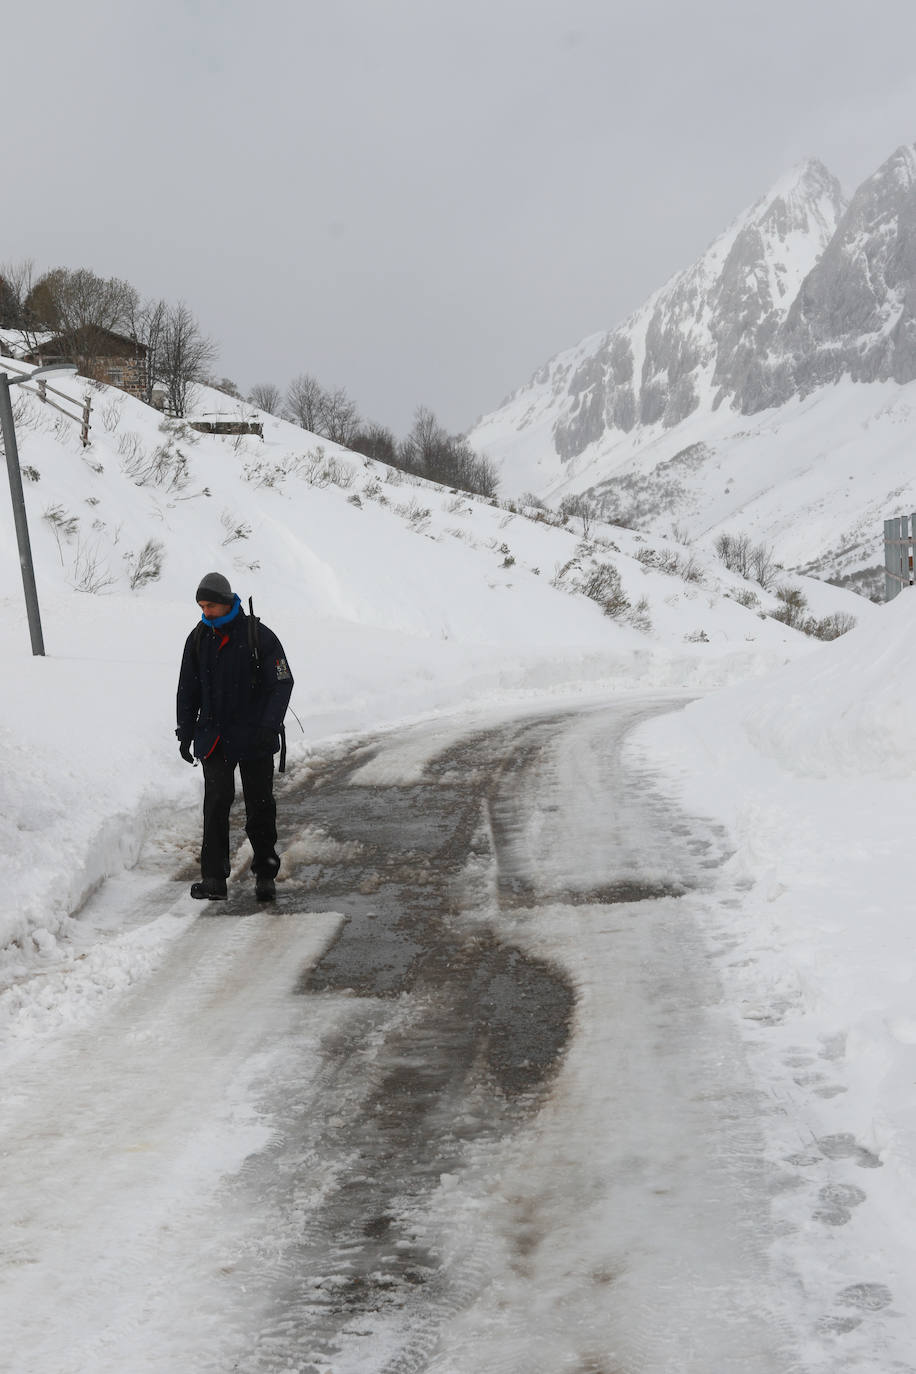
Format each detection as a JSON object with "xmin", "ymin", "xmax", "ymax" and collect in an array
[{"xmin": 1, "ymin": 327, "xmax": 148, "ymax": 398}]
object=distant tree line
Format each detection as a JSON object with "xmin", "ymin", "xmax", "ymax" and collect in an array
[
  {"xmin": 247, "ymin": 372, "xmax": 498, "ymax": 498},
  {"xmin": 1, "ymin": 260, "xmax": 498, "ymax": 496},
  {"xmin": 0, "ymin": 259, "xmax": 216, "ymax": 418}
]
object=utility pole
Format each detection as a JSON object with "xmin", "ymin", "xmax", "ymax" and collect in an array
[{"xmin": 0, "ymin": 364, "xmax": 78, "ymax": 656}]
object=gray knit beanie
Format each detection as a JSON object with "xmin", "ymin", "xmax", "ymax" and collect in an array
[{"xmin": 195, "ymin": 571, "xmax": 234, "ymax": 603}]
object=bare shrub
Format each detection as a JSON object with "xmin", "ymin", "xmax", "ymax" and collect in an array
[
  {"xmin": 770, "ymin": 583, "xmax": 808, "ymax": 629},
  {"xmin": 43, "ymin": 505, "xmax": 80, "ymax": 562},
  {"xmin": 220, "ymin": 510, "xmax": 252, "ymax": 544},
  {"xmin": 678, "ymin": 554, "xmax": 704, "ymax": 584},
  {"xmin": 296, "ymin": 448, "xmax": 355, "ymax": 489},
  {"xmin": 750, "ymin": 541, "xmax": 778, "ymax": 590},
  {"xmin": 582, "ymin": 563, "xmax": 631, "ymax": 619},
  {"xmin": 394, "ymin": 497, "xmax": 431, "ymax": 529},
  {"xmin": 100, "ymin": 396, "xmax": 123, "ymax": 433},
  {"xmin": 117, "ymin": 431, "xmax": 144, "ymax": 462},
  {"xmin": 124, "ymin": 539, "xmax": 164, "ymax": 589},
  {"xmin": 715, "ymin": 531, "xmax": 752, "ymax": 578},
  {"xmin": 122, "ymin": 441, "xmax": 190, "ymax": 492},
  {"xmin": 243, "ymin": 459, "xmax": 287, "ymax": 489},
  {"xmin": 716, "ymin": 530, "xmax": 778, "ymax": 588},
  {"xmin": 591, "ymin": 534, "xmax": 620, "ymax": 552},
  {"xmin": 559, "ymin": 493, "xmax": 597, "ymax": 539},
  {"xmin": 629, "ymin": 595, "xmax": 653, "ymax": 633},
  {"xmin": 71, "ymin": 541, "xmax": 115, "ymax": 593},
  {"xmin": 804, "ymin": 610, "xmax": 858, "ymax": 640}
]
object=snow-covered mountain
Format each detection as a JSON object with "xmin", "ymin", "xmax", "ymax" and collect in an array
[{"xmin": 468, "ymin": 144, "xmax": 916, "ymax": 593}]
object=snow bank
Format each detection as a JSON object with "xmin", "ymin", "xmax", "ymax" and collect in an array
[{"xmin": 634, "ymin": 591, "xmax": 916, "ymax": 1340}]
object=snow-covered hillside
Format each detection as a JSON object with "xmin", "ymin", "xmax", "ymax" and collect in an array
[
  {"xmin": 468, "ymin": 143, "xmax": 916, "ymax": 594},
  {"xmin": 0, "ymin": 368, "xmax": 855, "ymax": 956}
]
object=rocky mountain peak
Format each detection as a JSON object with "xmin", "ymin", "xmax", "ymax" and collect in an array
[
  {"xmin": 469, "ymin": 142, "xmax": 916, "ymax": 507},
  {"xmin": 744, "ymin": 142, "xmax": 916, "ymax": 409},
  {"xmin": 545, "ymin": 158, "xmax": 844, "ymax": 462}
]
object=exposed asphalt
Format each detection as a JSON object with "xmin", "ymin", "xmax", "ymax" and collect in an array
[{"xmin": 226, "ymin": 702, "xmax": 692, "ymax": 1374}]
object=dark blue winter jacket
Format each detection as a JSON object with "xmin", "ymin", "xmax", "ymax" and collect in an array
[{"xmin": 176, "ymin": 604, "xmax": 294, "ymax": 765}]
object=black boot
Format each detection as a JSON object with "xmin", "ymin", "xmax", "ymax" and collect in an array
[
  {"xmin": 255, "ymin": 875, "xmax": 276, "ymax": 902},
  {"xmin": 190, "ymin": 878, "xmax": 228, "ymax": 900}
]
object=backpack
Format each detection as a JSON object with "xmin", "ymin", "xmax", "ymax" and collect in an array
[{"xmin": 191, "ymin": 597, "xmax": 287, "ymax": 771}]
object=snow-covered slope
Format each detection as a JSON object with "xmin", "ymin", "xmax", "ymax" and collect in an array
[{"xmin": 0, "ymin": 371, "xmax": 855, "ymax": 955}]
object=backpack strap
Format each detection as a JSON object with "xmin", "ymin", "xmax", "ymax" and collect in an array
[
  {"xmin": 249, "ymin": 597, "xmax": 286, "ymax": 772},
  {"xmin": 247, "ymin": 597, "xmax": 261, "ymax": 693}
]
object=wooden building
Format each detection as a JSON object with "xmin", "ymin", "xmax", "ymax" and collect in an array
[{"xmin": 18, "ymin": 328, "xmax": 148, "ymax": 398}]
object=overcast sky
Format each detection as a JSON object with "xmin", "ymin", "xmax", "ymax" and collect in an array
[{"xmin": 4, "ymin": 0, "xmax": 915, "ymax": 437}]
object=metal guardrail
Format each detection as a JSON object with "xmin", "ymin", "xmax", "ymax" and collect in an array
[
  {"xmin": 884, "ymin": 514, "xmax": 916, "ymax": 600},
  {"xmin": 0, "ymin": 357, "xmax": 91, "ymax": 445}
]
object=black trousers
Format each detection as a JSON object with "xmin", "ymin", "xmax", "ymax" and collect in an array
[{"xmin": 200, "ymin": 750, "xmax": 279, "ymax": 881}]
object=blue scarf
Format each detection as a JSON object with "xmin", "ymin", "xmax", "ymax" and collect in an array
[{"xmin": 201, "ymin": 594, "xmax": 241, "ymax": 628}]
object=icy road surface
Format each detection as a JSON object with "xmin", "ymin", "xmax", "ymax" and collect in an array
[{"xmin": 0, "ymin": 695, "xmax": 834, "ymax": 1372}]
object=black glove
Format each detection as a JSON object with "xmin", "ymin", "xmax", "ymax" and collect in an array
[
  {"xmin": 254, "ymin": 727, "xmax": 276, "ymax": 755},
  {"xmin": 178, "ymin": 738, "xmax": 195, "ymax": 765}
]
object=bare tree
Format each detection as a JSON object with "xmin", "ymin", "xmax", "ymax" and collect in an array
[
  {"xmin": 248, "ymin": 382, "xmax": 283, "ymax": 415},
  {"xmin": 0, "ymin": 258, "xmax": 38, "ymax": 331},
  {"xmin": 22, "ymin": 266, "xmax": 140, "ymax": 380},
  {"xmin": 559, "ymin": 493, "xmax": 597, "ymax": 539},
  {"xmin": 349, "ymin": 422, "xmax": 398, "ymax": 464},
  {"xmin": 127, "ymin": 297, "xmax": 168, "ymax": 405},
  {"xmin": 320, "ymin": 385, "xmax": 361, "ymax": 446},
  {"xmin": 158, "ymin": 302, "xmax": 217, "ymax": 417},
  {"xmin": 208, "ymin": 376, "xmax": 243, "ymax": 399},
  {"xmin": 27, "ymin": 266, "xmax": 137, "ymax": 334},
  {"xmin": 284, "ymin": 373, "xmax": 326, "ymax": 432},
  {"xmin": 0, "ymin": 275, "xmax": 18, "ymax": 328},
  {"xmin": 398, "ymin": 406, "xmax": 446, "ymax": 472},
  {"xmin": 397, "ymin": 406, "xmax": 497, "ymax": 497}
]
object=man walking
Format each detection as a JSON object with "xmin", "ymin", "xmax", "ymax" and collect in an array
[{"xmin": 176, "ymin": 572, "xmax": 294, "ymax": 902}]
